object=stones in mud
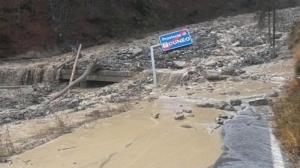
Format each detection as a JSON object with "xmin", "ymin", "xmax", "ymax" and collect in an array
[
  {"xmin": 187, "ymin": 91, "xmax": 196, "ymax": 95},
  {"xmin": 131, "ymin": 48, "xmax": 143, "ymax": 56},
  {"xmin": 182, "ymin": 108, "xmax": 192, "ymax": 113},
  {"xmin": 213, "ymin": 101, "xmax": 228, "ymax": 110},
  {"xmin": 66, "ymin": 99, "xmax": 79, "ymax": 109},
  {"xmin": 185, "ymin": 113, "xmax": 195, "ymax": 117},
  {"xmin": 173, "ymin": 61, "xmax": 186, "ymax": 69},
  {"xmin": 176, "ymin": 108, "xmax": 192, "ymax": 115},
  {"xmin": 220, "ymin": 67, "xmax": 236, "ymax": 76},
  {"xmin": 266, "ymin": 91, "xmax": 279, "ymax": 97},
  {"xmin": 175, "ymin": 107, "xmax": 193, "ymax": 120},
  {"xmin": 224, "ymin": 105, "xmax": 236, "ymax": 111},
  {"xmin": 230, "ymin": 99, "xmax": 242, "ymax": 106},
  {"xmin": 214, "ymin": 101, "xmax": 235, "ymax": 111},
  {"xmin": 202, "ymin": 70, "xmax": 228, "ymax": 80},
  {"xmin": 180, "ymin": 124, "xmax": 193, "ymax": 129},
  {"xmin": 228, "ymin": 91, "xmax": 241, "ymax": 96},
  {"xmin": 168, "ymin": 94, "xmax": 178, "ymax": 97},
  {"xmin": 215, "ymin": 114, "xmax": 231, "ymax": 125},
  {"xmin": 227, "ymin": 76, "xmax": 243, "ymax": 82},
  {"xmin": 174, "ymin": 113, "xmax": 185, "ymax": 120},
  {"xmin": 85, "ymin": 110, "xmax": 100, "ymax": 117},
  {"xmin": 196, "ymin": 99, "xmax": 236, "ymax": 112},
  {"xmin": 248, "ymin": 98, "xmax": 269, "ymax": 106},
  {"xmin": 202, "ymin": 70, "xmax": 219, "ymax": 80},
  {"xmin": 196, "ymin": 100, "xmax": 215, "ymax": 108}
]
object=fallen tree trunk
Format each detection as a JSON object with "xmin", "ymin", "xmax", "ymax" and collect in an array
[{"xmin": 44, "ymin": 61, "xmax": 96, "ymax": 105}]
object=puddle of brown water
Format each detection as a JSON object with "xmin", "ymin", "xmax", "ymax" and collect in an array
[{"xmin": 1, "ymin": 99, "xmax": 221, "ymax": 168}]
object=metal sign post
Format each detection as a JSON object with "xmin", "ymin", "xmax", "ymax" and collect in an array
[
  {"xmin": 150, "ymin": 44, "xmax": 161, "ymax": 87},
  {"xmin": 150, "ymin": 29, "xmax": 193, "ymax": 88}
]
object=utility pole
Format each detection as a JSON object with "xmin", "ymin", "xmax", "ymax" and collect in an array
[{"xmin": 272, "ymin": 0, "xmax": 276, "ymax": 58}]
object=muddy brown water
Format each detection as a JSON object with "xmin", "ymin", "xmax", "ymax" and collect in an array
[{"xmin": 1, "ymin": 99, "xmax": 222, "ymax": 168}]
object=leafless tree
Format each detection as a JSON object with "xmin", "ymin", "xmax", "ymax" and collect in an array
[{"xmin": 49, "ymin": 0, "xmax": 70, "ymax": 43}]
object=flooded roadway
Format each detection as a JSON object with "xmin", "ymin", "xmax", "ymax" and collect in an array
[{"xmin": 1, "ymin": 98, "xmax": 222, "ymax": 168}]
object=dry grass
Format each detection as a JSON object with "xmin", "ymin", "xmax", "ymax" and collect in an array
[
  {"xmin": 273, "ymin": 88, "xmax": 300, "ymax": 164},
  {"xmin": 0, "ymin": 126, "xmax": 17, "ymax": 158},
  {"xmin": 274, "ymin": 43, "xmax": 300, "ymax": 165}
]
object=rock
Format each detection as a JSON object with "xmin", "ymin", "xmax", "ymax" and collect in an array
[
  {"xmin": 173, "ymin": 61, "xmax": 186, "ymax": 69},
  {"xmin": 187, "ymin": 91, "xmax": 196, "ymax": 95},
  {"xmin": 180, "ymin": 124, "xmax": 193, "ymax": 129},
  {"xmin": 132, "ymin": 48, "xmax": 143, "ymax": 56},
  {"xmin": 215, "ymin": 117, "xmax": 225, "ymax": 125},
  {"xmin": 174, "ymin": 114, "xmax": 185, "ymax": 120},
  {"xmin": 25, "ymin": 105, "xmax": 39, "ymax": 112},
  {"xmin": 220, "ymin": 67, "xmax": 236, "ymax": 76},
  {"xmin": 196, "ymin": 63, "xmax": 204, "ymax": 70},
  {"xmin": 175, "ymin": 110, "xmax": 183, "ymax": 114},
  {"xmin": 183, "ymin": 72, "xmax": 190, "ymax": 81},
  {"xmin": 67, "ymin": 99, "xmax": 79, "ymax": 108},
  {"xmin": 227, "ymin": 76, "xmax": 243, "ymax": 82},
  {"xmin": 250, "ymin": 75, "xmax": 258, "ymax": 80},
  {"xmin": 182, "ymin": 108, "xmax": 192, "ymax": 113},
  {"xmin": 228, "ymin": 91, "xmax": 241, "ymax": 96},
  {"xmin": 241, "ymin": 74, "xmax": 250, "ymax": 79},
  {"xmin": 248, "ymin": 98, "xmax": 269, "ymax": 106},
  {"xmin": 267, "ymin": 91, "xmax": 279, "ymax": 97},
  {"xmin": 271, "ymin": 77, "xmax": 286, "ymax": 82},
  {"xmin": 153, "ymin": 113, "xmax": 160, "ymax": 119},
  {"xmin": 232, "ymin": 41, "xmax": 240, "ymax": 47},
  {"xmin": 214, "ymin": 101, "xmax": 229, "ymax": 110},
  {"xmin": 202, "ymin": 70, "xmax": 221, "ymax": 80},
  {"xmin": 224, "ymin": 105, "xmax": 236, "ymax": 111},
  {"xmin": 196, "ymin": 100, "xmax": 215, "ymax": 108},
  {"xmin": 85, "ymin": 110, "xmax": 100, "ymax": 117},
  {"xmin": 230, "ymin": 99, "xmax": 242, "ymax": 106},
  {"xmin": 274, "ymin": 33, "xmax": 283, "ymax": 39},
  {"xmin": 219, "ymin": 114, "xmax": 229, "ymax": 119},
  {"xmin": 188, "ymin": 67, "xmax": 197, "ymax": 74},
  {"xmin": 233, "ymin": 106, "xmax": 243, "ymax": 111},
  {"xmin": 186, "ymin": 114, "xmax": 195, "ymax": 117},
  {"xmin": 236, "ymin": 69, "xmax": 246, "ymax": 75},
  {"xmin": 205, "ymin": 60, "xmax": 217, "ymax": 67}
]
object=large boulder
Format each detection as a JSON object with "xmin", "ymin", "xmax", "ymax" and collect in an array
[
  {"xmin": 248, "ymin": 98, "xmax": 269, "ymax": 106},
  {"xmin": 173, "ymin": 61, "xmax": 186, "ymax": 69},
  {"xmin": 197, "ymin": 99, "xmax": 216, "ymax": 108},
  {"xmin": 202, "ymin": 70, "xmax": 228, "ymax": 80},
  {"xmin": 213, "ymin": 101, "xmax": 229, "ymax": 110},
  {"xmin": 220, "ymin": 67, "xmax": 236, "ymax": 76}
]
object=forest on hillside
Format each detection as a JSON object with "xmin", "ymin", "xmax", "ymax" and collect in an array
[{"xmin": 0, "ymin": 0, "xmax": 298, "ymax": 58}]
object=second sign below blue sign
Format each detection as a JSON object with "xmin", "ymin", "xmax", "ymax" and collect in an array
[{"xmin": 158, "ymin": 29, "xmax": 193, "ymax": 52}]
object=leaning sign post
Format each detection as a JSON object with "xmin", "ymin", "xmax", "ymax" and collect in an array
[{"xmin": 149, "ymin": 29, "xmax": 193, "ymax": 87}]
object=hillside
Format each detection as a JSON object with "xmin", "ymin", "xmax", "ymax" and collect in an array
[{"xmin": 0, "ymin": 0, "xmax": 297, "ymax": 58}]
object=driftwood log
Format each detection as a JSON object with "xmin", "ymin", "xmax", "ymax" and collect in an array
[{"xmin": 44, "ymin": 61, "xmax": 96, "ymax": 104}]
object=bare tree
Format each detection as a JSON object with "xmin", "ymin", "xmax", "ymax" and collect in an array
[
  {"xmin": 17, "ymin": 0, "xmax": 21, "ymax": 24},
  {"xmin": 49, "ymin": 0, "xmax": 70, "ymax": 43},
  {"xmin": 272, "ymin": 0, "xmax": 276, "ymax": 58}
]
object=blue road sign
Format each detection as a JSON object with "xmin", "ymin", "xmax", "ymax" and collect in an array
[{"xmin": 158, "ymin": 29, "xmax": 193, "ymax": 52}]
